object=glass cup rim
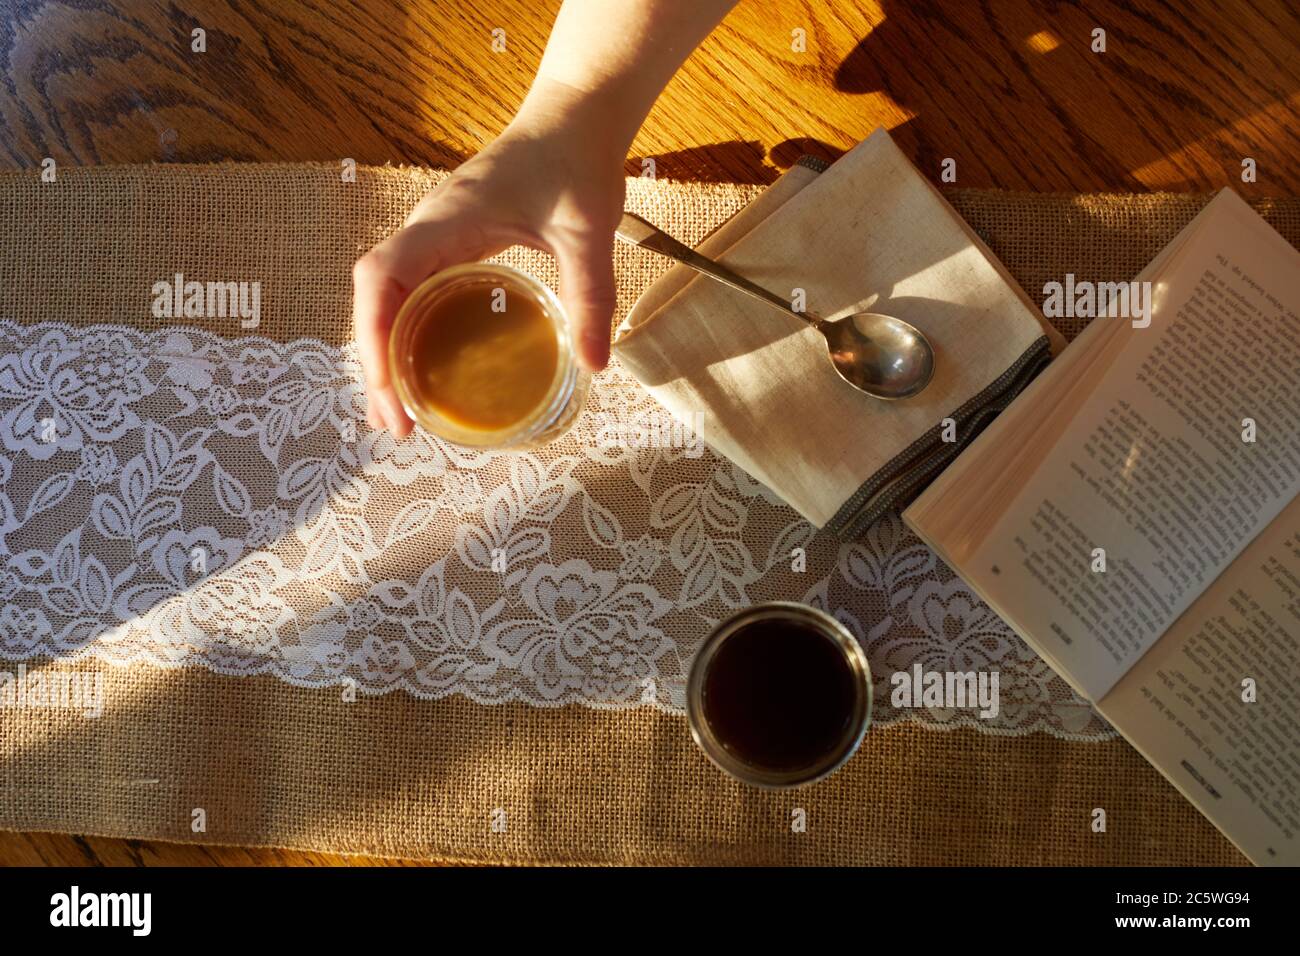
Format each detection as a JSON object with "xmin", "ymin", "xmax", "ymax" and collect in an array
[
  {"xmin": 686, "ymin": 601, "xmax": 873, "ymax": 789},
  {"xmin": 387, "ymin": 262, "xmax": 577, "ymax": 448}
]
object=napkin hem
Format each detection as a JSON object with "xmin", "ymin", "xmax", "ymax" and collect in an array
[
  {"xmin": 793, "ymin": 155, "xmax": 831, "ymax": 174},
  {"xmin": 827, "ymin": 334, "xmax": 1054, "ymax": 537}
]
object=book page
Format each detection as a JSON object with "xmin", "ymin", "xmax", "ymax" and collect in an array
[
  {"xmin": 964, "ymin": 190, "xmax": 1300, "ymax": 700},
  {"xmin": 1099, "ymin": 495, "xmax": 1300, "ymax": 865},
  {"xmin": 904, "ymin": 195, "xmax": 1211, "ymax": 563}
]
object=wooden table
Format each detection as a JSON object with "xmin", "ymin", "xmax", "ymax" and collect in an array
[{"xmin": 1, "ymin": 0, "xmax": 1296, "ymax": 866}]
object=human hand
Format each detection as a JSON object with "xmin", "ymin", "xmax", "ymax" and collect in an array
[{"xmin": 353, "ymin": 81, "xmax": 627, "ymax": 438}]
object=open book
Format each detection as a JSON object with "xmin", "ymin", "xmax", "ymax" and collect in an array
[{"xmin": 905, "ymin": 189, "xmax": 1300, "ymax": 865}]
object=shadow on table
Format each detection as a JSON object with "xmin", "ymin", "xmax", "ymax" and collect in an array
[
  {"xmin": 832, "ymin": 0, "xmax": 1300, "ymax": 191},
  {"xmin": 626, "ymin": 138, "xmax": 847, "ymax": 186}
]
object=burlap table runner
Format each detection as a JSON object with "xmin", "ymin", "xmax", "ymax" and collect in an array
[{"xmin": 1, "ymin": 163, "xmax": 1294, "ymax": 864}]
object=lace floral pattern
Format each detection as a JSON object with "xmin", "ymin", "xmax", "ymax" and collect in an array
[{"xmin": 0, "ymin": 320, "xmax": 1111, "ymax": 738}]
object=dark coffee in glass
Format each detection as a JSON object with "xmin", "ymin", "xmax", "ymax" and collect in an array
[{"xmin": 687, "ymin": 603, "xmax": 871, "ymax": 788}]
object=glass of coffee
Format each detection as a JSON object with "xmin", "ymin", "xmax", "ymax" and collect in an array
[
  {"xmin": 388, "ymin": 263, "xmax": 589, "ymax": 448},
  {"xmin": 687, "ymin": 602, "xmax": 872, "ymax": 788}
]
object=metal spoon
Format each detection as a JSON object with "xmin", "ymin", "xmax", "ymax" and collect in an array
[{"xmin": 615, "ymin": 212, "xmax": 935, "ymax": 400}]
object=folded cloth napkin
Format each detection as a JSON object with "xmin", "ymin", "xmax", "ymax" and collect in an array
[{"xmin": 612, "ymin": 127, "xmax": 1065, "ymax": 537}]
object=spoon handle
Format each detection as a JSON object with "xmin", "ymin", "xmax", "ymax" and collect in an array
[{"xmin": 615, "ymin": 212, "xmax": 819, "ymax": 328}]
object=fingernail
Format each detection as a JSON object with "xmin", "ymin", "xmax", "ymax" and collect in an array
[{"xmin": 382, "ymin": 393, "xmax": 410, "ymax": 434}]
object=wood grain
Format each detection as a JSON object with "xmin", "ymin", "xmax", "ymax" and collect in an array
[
  {"xmin": 0, "ymin": 0, "xmax": 1296, "ymax": 189},
  {"xmin": 0, "ymin": 0, "xmax": 1295, "ymax": 867}
]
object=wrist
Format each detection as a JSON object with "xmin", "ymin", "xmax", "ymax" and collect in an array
[{"xmin": 512, "ymin": 75, "xmax": 640, "ymax": 160}]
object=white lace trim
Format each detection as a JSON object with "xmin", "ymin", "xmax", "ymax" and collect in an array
[{"xmin": 0, "ymin": 320, "xmax": 1112, "ymax": 739}]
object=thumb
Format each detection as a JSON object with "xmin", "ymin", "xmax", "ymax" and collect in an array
[{"xmin": 554, "ymin": 231, "xmax": 617, "ymax": 372}]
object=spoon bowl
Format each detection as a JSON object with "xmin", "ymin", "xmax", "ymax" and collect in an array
[{"xmin": 820, "ymin": 311, "xmax": 935, "ymax": 399}]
